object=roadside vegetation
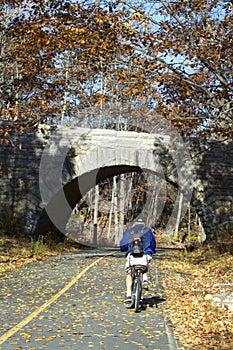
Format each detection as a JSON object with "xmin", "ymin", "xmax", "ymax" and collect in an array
[
  {"xmin": 157, "ymin": 233, "xmax": 233, "ymax": 349},
  {"xmin": 0, "ymin": 229, "xmax": 82, "ymax": 274}
]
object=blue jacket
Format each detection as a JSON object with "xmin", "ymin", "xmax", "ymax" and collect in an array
[{"xmin": 120, "ymin": 224, "xmax": 156, "ymax": 256}]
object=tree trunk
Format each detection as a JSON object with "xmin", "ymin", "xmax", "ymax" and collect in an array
[
  {"xmin": 187, "ymin": 202, "xmax": 191, "ymax": 237},
  {"xmin": 107, "ymin": 183, "xmax": 115, "ymax": 241},
  {"xmin": 148, "ymin": 182, "xmax": 158, "ymax": 227},
  {"xmin": 93, "ymin": 185, "xmax": 99, "ymax": 246},
  {"xmin": 119, "ymin": 173, "xmax": 125, "ymax": 241},
  {"xmin": 174, "ymin": 192, "xmax": 183, "ymax": 238},
  {"xmin": 113, "ymin": 176, "xmax": 119, "ymax": 245},
  {"xmin": 61, "ymin": 62, "xmax": 68, "ymax": 126}
]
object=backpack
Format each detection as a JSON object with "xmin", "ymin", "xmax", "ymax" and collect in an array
[{"xmin": 130, "ymin": 237, "xmax": 144, "ymax": 257}]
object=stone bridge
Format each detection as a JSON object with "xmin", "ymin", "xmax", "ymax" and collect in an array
[{"xmin": 1, "ymin": 124, "xmax": 233, "ymax": 242}]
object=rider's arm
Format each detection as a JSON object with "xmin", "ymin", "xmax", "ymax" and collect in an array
[
  {"xmin": 148, "ymin": 229, "xmax": 156, "ymax": 253},
  {"xmin": 120, "ymin": 243, "xmax": 128, "ymax": 252},
  {"xmin": 120, "ymin": 229, "xmax": 130, "ymax": 252},
  {"xmin": 151, "ymin": 233, "xmax": 156, "ymax": 253}
]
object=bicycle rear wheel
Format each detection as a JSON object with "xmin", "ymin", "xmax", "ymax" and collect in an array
[{"xmin": 134, "ymin": 274, "xmax": 142, "ymax": 312}]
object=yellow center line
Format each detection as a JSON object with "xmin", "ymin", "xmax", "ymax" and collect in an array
[{"xmin": 0, "ymin": 254, "xmax": 108, "ymax": 345}]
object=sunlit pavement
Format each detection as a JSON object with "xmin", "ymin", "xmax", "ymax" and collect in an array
[{"xmin": 0, "ymin": 251, "xmax": 180, "ymax": 349}]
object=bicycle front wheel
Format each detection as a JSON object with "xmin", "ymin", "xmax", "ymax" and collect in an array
[{"xmin": 134, "ymin": 274, "xmax": 142, "ymax": 312}]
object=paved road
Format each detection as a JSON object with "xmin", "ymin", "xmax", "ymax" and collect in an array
[{"xmin": 0, "ymin": 250, "xmax": 180, "ymax": 349}]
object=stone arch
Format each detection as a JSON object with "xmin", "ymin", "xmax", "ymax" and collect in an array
[
  {"xmin": 5, "ymin": 124, "xmax": 232, "ymax": 243},
  {"xmin": 35, "ymin": 130, "xmax": 194, "ymax": 240},
  {"xmin": 35, "ymin": 165, "xmax": 143, "ymax": 236}
]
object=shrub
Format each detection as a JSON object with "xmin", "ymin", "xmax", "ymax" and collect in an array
[
  {"xmin": 30, "ymin": 235, "xmax": 49, "ymax": 257},
  {"xmin": 0, "ymin": 205, "xmax": 25, "ymax": 237}
]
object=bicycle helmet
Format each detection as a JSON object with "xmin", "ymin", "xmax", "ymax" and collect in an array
[{"xmin": 137, "ymin": 218, "xmax": 144, "ymax": 222}]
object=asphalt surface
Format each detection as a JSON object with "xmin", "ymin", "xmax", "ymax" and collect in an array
[{"xmin": 0, "ymin": 250, "xmax": 180, "ymax": 349}]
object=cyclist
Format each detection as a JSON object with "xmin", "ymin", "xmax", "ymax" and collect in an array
[{"xmin": 120, "ymin": 218, "xmax": 156, "ymax": 304}]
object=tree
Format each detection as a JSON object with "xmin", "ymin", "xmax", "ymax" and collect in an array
[
  {"xmin": 0, "ymin": 0, "xmax": 139, "ymax": 136},
  {"xmin": 120, "ymin": 0, "xmax": 233, "ymax": 137},
  {"xmin": 1, "ymin": 1, "xmax": 233, "ymax": 139}
]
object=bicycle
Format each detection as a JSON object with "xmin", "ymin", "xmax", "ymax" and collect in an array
[{"xmin": 126, "ymin": 253, "xmax": 149, "ymax": 312}]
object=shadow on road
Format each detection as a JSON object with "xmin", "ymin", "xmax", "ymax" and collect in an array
[
  {"xmin": 142, "ymin": 295, "xmax": 166, "ymax": 309},
  {"xmin": 125, "ymin": 295, "xmax": 166, "ymax": 313}
]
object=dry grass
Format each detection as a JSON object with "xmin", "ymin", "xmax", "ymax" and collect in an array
[{"xmin": 0, "ymin": 230, "xmax": 81, "ymax": 274}]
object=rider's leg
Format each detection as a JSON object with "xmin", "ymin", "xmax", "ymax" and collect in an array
[
  {"xmin": 125, "ymin": 256, "xmax": 133, "ymax": 299},
  {"xmin": 126, "ymin": 274, "xmax": 133, "ymax": 297},
  {"xmin": 142, "ymin": 272, "xmax": 148, "ymax": 282},
  {"xmin": 142, "ymin": 271, "xmax": 149, "ymax": 290},
  {"xmin": 142, "ymin": 255, "xmax": 152, "ymax": 287}
]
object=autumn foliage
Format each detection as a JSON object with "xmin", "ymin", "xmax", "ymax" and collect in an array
[{"xmin": 0, "ymin": 0, "xmax": 232, "ymax": 139}]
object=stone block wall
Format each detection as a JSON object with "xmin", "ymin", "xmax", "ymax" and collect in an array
[{"xmin": 0, "ymin": 122, "xmax": 233, "ymax": 242}]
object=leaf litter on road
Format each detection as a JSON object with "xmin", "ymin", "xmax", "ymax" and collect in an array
[{"xmin": 0, "ymin": 253, "xmax": 172, "ymax": 349}]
